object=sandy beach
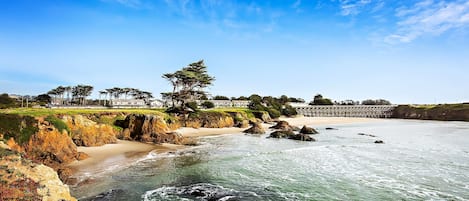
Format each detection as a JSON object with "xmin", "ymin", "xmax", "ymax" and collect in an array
[
  {"xmin": 68, "ymin": 140, "xmax": 184, "ymax": 178},
  {"xmin": 69, "ymin": 117, "xmax": 380, "ymax": 178}
]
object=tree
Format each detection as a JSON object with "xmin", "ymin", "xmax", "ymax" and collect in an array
[
  {"xmin": 201, "ymin": 101, "xmax": 215, "ymax": 109},
  {"xmin": 161, "ymin": 60, "xmax": 215, "ymax": 112},
  {"xmin": 361, "ymin": 99, "xmax": 391, "ymax": 105},
  {"xmin": 309, "ymin": 94, "xmax": 333, "ymax": 105},
  {"xmin": 213, "ymin": 95, "xmax": 229, "ymax": 100},
  {"xmin": 0, "ymin": 93, "xmax": 16, "ymax": 109},
  {"xmin": 72, "ymin": 85, "xmax": 93, "ymax": 105},
  {"xmin": 36, "ymin": 94, "xmax": 51, "ymax": 105}
]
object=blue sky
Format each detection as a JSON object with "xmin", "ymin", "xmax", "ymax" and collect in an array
[{"xmin": 1, "ymin": 0, "xmax": 468, "ymax": 104}]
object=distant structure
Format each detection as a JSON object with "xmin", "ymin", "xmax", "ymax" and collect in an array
[
  {"xmin": 196, "ymin": 100, "xmax": 250, "ymax": 108},
  {"xmin": 294, "ymin": 105, "xmax": 397, "ymax": 118}
]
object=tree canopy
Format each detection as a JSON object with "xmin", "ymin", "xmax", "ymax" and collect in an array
[{"xmin": 162, "ymin": 60, "xmax": 215, "ymax": 111}]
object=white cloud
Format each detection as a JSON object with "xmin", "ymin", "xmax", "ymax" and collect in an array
[{"xmin": 386, "ymin": 0, "xmax": 469, "ymax": 44}]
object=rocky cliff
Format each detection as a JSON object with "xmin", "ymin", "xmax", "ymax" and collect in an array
[
  {"xmin": 62, "ymin": 115, "xmax": 117, "ymax": 146},
  {"xmin": 119, "ymin": 114, "xmax": 184, "ymax": 144},
  {"xmin": 392, "ymin": 104, "xmax": 469, "ymax": 121},
  {"xmin": 0, "ymin": 142, "xmax": 77, "ymax": 201}
]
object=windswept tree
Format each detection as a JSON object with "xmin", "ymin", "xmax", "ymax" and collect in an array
[
  {"xmin": 162, "ymin": 60, "xmax": 215, "ymax": 111},
  {"xmin": 72, "ymin": 85, "xmax": 93, "ymax": 105}
]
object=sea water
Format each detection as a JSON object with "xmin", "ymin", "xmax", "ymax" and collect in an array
[{"xmin": 72, "ymin": 120, "xmax": 469, "ymax": 201}]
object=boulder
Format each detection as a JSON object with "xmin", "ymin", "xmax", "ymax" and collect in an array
[
  {"xmin": 269, "ymin": 130, "xmax": 295, "ymax": 138},
  {"xmin": 325, "ymin": 127, "xmax": 338, "ymax": 130},
  {"xmin": 269, "ymin": 121, "xmax": 293, "ymax": 131},
  {"xmin": 243, "ymin": 123, "xmax": 265, "ymax": 134},
  {"xmin": 299, "ymin": 125, "xmax": 319, "ymax": 134},
  {"xmin": 374, "ymin": 140, "xmax": 384, "ymax": 144},
  {"xmin": 237, "ymin": 120, "xmax": 250, "ymax": 128},
  {"xmin": 289, "ymin": 134, "xmax": 316, "ymax": 141}
]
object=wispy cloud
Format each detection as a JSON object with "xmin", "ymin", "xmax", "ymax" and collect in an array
[
  {"xmin": 339, "ymin": 0, "xmax": 373, "ymax": 16},
  {"xmin": 385, "ymin": 0, "xmax": 469, "ymax": 44},
  {"xmin": 162, "ymin": 0, "xmax": 280, "ymax": 40},
  {"xmin": 102, "ymin": 0, "xmax": 142, "ymax": 8}
]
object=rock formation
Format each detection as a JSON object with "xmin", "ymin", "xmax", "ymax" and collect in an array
[
  {"xmin": 288, "ymin": 134, "xmax": 316, "ymax": 141},
  {"xmin": 62, "ymin": 115, "xmax": 117, "ymax": 146},
  {"xmin": 0, "ymin": 143, "xmax": 77, "ymax": 201},
  {"xmin": 120, "ymin": 114, "xmax": 184, "ymax": 144},
  {"xmin": 269, "ymin": 121, "xmax": 294, "ymax": 131},
  {"xmin": 243, "ymin": 122, "xmax": 266, "ymax": 134},
  {"xmin": 184, "ymin": 112, "xmax": 235, "ymax": 128},
  {"xmin": 269, "ymin": 130, "xmax": 295, "ymax": 138},
  {"xmin": 299, "ymin": 125, "xmax": 319, "ymax": 134}
]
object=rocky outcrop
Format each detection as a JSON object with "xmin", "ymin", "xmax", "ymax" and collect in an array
[
  {"xmin": 288, "ymin": 134, "xmax": 316, "ymax": 141},
  {"xmin": 269, "ymin": 121, "xmax": 294, "ymax": 131},
  {"xmin": 120, "ymin": 114, "xmax": 184, "ymax": 144},
  {"xmin": 300, "ymin": 125, "xmax": 319, "ymax": 134},
  {"xmin": 392, "ymin": 104, "xmax": 469, "ymax": 121},
  {"xmin": 269, "ymin": 130, "xmax": 295, "ymax": 138},
  {"xmin": 252, "ymin": 111, "xmax": 272, "ymax": 122},
  {"xmin": 243, "ymin": 122, "xmax": 266, "ymax": 134},
  {"xmin": 24, "ymin": 127, "xmax": 81, "ymax": 169},
  {"xmin": 185, "ymin": 112, "xmax": 235, "ymax": 128},
  {"xmin": 0, "ymin": 143, "xmax": 77, "ymax": 201},
  {"xmin": 62, "ymin": 115, "xmax": 117, "ymax": 146},
  {"xmin": 374, "ymin": 140, "xmax": 384, "ymax": 144}
]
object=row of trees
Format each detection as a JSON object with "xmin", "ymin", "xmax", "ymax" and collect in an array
[
  {"xmin": 47, "ymin": 85, "xmax": 93, "ymax": 106},
  {"xmin": 99, "ymin": 87, "xmax": 153, "ymax": 106}
]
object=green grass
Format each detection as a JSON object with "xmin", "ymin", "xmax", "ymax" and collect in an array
[
  {"xmin": 45, "ymin": 115, "xmax": 70, "ymax": 134},
  {"xmin": 0, "ymin": 114, "xmax": 38, "ymax": 145},
  {"xmin": 0, "ymin": 108, "xmax": 167, "ymax": 117},
  {"xmin": 410, "ymin": 104, "xmax": 469, "ymax": 110},
  {"xmin": 208, "ymin": 108, "xmax": 255, "ymax": 119}
]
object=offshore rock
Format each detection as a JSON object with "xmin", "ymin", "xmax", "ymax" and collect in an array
[
  {"xmin": 269, "ymin": 130, "xmax": 295, "ymax": 138},
  {"xmin": 269, "ymin": 121, "xmax": 294, "ymax": 131},
  {"xmin": 0, "ymin": 144, "xmax": 77, "ymax": 201},
  {"xmin": 289, "ymin": 134, "xmax": 316, "ymax": 141},
  {"xmin": 120, "ymin": 114, "xmax": 183, "ymax": 144},
  {"xmin": 300, "ymin": 125, "xmax": 319, "ymax": 134},
  {"xmin": 243, "ymin": 122, "xmax": 266, "ymax": 134}
]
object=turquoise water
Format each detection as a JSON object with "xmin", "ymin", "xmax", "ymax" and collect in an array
[{"xmin": 72, "ymin": 120, "xmax": 469, "ymax": 201}]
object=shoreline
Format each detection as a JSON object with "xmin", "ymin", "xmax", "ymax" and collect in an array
[{"xmin": 69, "ymin": 117, "xmax": 381, "ymax": 179}]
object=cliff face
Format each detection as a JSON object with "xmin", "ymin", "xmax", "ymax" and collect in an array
[
  {"xmin": 392, "ymin": 104, "xmax": 469, "ymax": 121},
  {"xmin": 0, "ymin": 143, "xmax": 77, "ymax": 201},
  {"xmin": 62, "ymin": 115, "xmax": 117, "ymax": 147},
  {"xmin": 119, "ymin": 114, "xmax": 184, "ymax": 144},
  {"xmin": 185, "ymin": 112, "xmax": 235, "ymax": 128}
]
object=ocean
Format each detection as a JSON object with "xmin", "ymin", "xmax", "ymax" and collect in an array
[{"xmin": 72, "ymin": 119, "xmax": 469, "ymax": 201}]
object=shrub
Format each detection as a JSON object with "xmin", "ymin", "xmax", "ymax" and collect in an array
[
  {"xmin": 282, "ymin": 105, "xmax": 298, "ymax": 117},
  {"xmin": 45, "ymin": 115, "xmax": 70, "ymax": 134},
  {"xmin": 0, "ymin": 114, "xmax": 38, "ymax": 145},
  {"xmin": 165, "ymin": 106, "xmax": 183, "ymax": 114},
  {"xmin": 185, "ymin": 101, "xmax": 199, "ymax": 111},
  {"xmin": 201, "ymin": 101, "xmax": 215, "ymax": 109},
  {"xmin": 267, "ymin": 108, "xmax": 281, "ymax": 119}
]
